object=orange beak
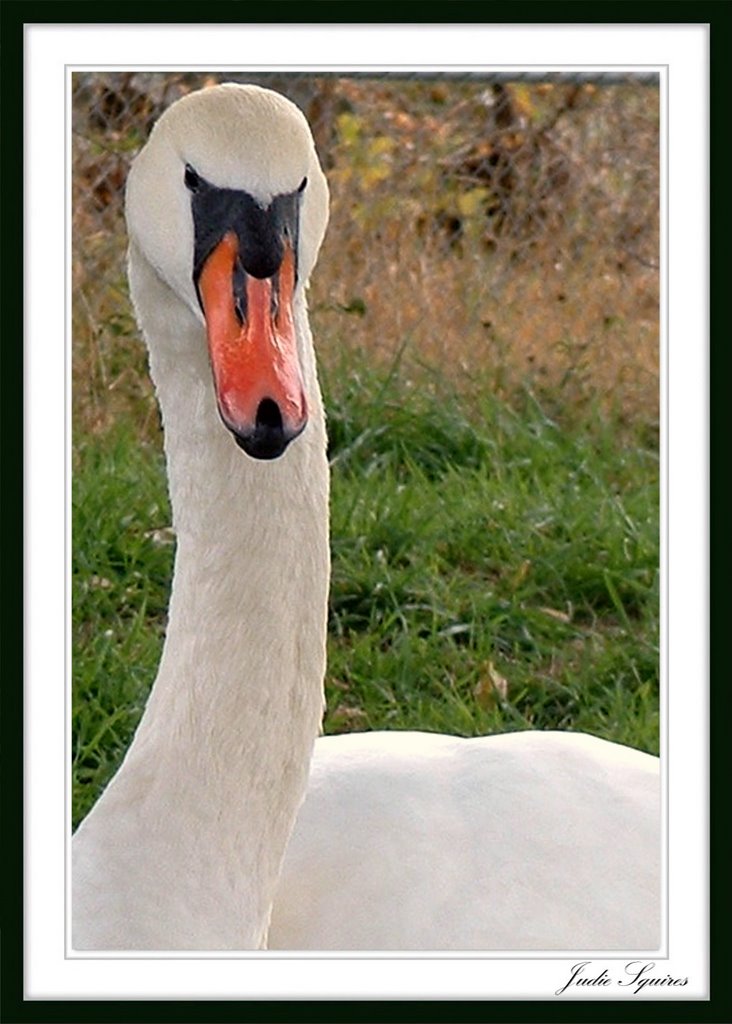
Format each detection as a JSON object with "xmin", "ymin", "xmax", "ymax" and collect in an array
[{"xmin": 197, "ymin": 232, "xmax": 307, "ymax": 459}]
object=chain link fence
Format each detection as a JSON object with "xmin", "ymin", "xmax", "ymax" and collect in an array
[{"xmin": 72, "ymin": 71, "xmax": 659, "ymax": 435}]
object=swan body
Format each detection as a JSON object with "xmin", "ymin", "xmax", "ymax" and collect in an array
[
  {"xmin": 270, "ymin": 731, "xmax": 659, "ymax": 950},
  {"xmin": 72, "ymin": 83, "xmax": 660, "ymax": 952}
]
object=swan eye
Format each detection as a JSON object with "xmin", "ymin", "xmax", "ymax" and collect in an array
[
  {"xmin": 184, "ymin": 164, "xmax": 201, "ymax": 192},
  {"xmin": 298, "ymin": 177, "xmax": 307, "ymax": 194}
]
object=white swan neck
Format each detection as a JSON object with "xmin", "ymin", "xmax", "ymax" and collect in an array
[{"xmin": 73, "ymin": 248, "xmax": 329, "ymax": 950}]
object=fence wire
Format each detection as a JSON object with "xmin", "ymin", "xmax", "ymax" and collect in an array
[{"xmin": 72, "ymin": 71, "xmax": 659, "ymax": 433}]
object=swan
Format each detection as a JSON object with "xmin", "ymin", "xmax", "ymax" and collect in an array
[{"xmin": 72, "ymin": 83, "xmax": 660, "ymax": 952}]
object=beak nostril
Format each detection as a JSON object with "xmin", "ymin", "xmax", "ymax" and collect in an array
[{"xmin": 256, "ymin": 398, "xmax": 283, "ymax": 432}]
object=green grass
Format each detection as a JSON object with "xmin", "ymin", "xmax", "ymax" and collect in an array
[{"xmin": 72, "ymin": 356, "xmax": 659, "ymax": 829}]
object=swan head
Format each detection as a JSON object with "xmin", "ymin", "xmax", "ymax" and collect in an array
[{"xmin": 126, "ymin": 83, "xmax": 329, "ymax": 459}]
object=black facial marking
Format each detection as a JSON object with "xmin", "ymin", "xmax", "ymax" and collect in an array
[
  {"xmin": 184, "ymin": 164, "xmax": 201, "ymax": 192},
  {"xmin": 188, "ymin": 169, "xmax": 303, "ymax": 313}
]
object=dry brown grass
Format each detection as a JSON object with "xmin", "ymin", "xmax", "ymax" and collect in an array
[{"xmin": 311, "ymin": 220, "xmax": 659, "ymax": 426}]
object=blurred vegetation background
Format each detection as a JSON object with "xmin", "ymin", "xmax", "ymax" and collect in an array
[{"xmin": 72, "ymin": 72, "xmax": 660, "ymax": 825}]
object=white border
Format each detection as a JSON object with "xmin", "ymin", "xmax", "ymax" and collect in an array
[{"xmin": 25, "ymin": 23, "xmax": 709, "ymax": 1002}]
